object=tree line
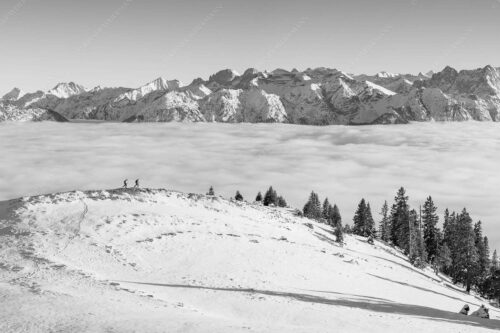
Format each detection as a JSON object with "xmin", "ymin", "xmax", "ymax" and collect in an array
[
  {"xmin": 207, "ymin": 185, "xmax": 287, "ymax": 207},
  {"xmin": 206, "ymin": 184, "xmax": 499, "ymax": 302},
  {"xmin": 302, "ymin": 191, "xmax": 344, "ymax": 244},
  {"xmin": 344, "ymin": 186, "xmax": 499, "ymax": 301}
]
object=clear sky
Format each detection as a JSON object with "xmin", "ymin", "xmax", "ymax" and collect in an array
[{"xmin": 0, "ymin": 0, "xmax": 499, "ymax": 94}]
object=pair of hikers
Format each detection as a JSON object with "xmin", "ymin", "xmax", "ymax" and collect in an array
[
  {"xmin": 122, "ymin": 179, "xmax": 139, "ymax": 189},
  {"xmin": 459, "ymin": 304, "xmax": 490, "ymax": 319}
]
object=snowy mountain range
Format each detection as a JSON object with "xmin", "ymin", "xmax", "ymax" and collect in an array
[
  {"xmin": 1, "ymin": 188, "xmax": 499, "ymax": 332},
  {"xmin": 1, "ymin": 65, "xmax": 500, "ymax": 124}
]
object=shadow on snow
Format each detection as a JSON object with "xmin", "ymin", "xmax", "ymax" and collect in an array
[{"xmin": 118, "ymin": 281, "xmax": 500, "ymax": 330}]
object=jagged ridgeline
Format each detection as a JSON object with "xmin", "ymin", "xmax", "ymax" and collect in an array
[{"xmin": 1, "ymin": 66, "xmax": 499, "ymax": 124}]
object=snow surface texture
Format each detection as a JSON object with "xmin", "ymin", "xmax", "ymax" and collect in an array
[
  {"xmin": 2, "ymin": 66, "xmax": 500, "ymax": 124},
  {"xmin": 0, "ymin": 189, "xmax": 498, "ymax": 332}
]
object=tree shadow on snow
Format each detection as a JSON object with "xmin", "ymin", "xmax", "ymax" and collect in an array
[
  {"xmin": 368, "ymin": 273, "xmax": 470, "ymax": 304},
  {"xmin": 119, "ymin": 281, "xmax": 500, "ymax": 330},
  {"xmin": 313, "ymin": 231, "xmax": 339, "ymax": 247},
  {"xmin": 312, "ymin": 229, "xmax": 442, "ymax": 284}
]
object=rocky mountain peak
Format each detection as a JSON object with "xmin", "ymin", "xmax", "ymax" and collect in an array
[
  {"xmin": 1, "ymin": 87, "xmax": 24, "ymax": 101},
  {"xmin": 47, "ymin": 82, "xmax": 87, "ymax": 99},
  {"xmin": 208, "ymin": 69, "xmax": 240, "ymax": 85}
]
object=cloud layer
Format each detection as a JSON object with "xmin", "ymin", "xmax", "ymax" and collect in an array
[{"xmin": 0, "ymin": 121, "xmax": 499, "ymax": 251}]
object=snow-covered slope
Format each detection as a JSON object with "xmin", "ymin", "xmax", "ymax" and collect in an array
[
  {"xmin": 47, "ymin": 82, "xmax": 87, "ymax": 99},
  {"xmin": 0, "ymin": 103, "xmax": 68, "ymax": 122},
  {"xmin": 200, "ymin": 88, "xmax": 287, "ymax": 123},
  {"xmin": 354, "ymin": 74, "xmax": 415, "ymax": 94},
  {"xmin": 0, "ymin": 189, "xmax": 498, "ymax": 332}
]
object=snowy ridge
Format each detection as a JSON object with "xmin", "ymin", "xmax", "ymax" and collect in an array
[
  {"xmin": 113, "ymin": 77, "xmax": 182, "ymax": 104},
  {"xmin": 375, "ymin": 71, "xmax": 399, "ymax": 78},
  {"xmin": 2, "ymin": 65, "xmax": 500, "ymax": 124},
  {"xmin": 47, "ymin": 82, "xmax": 87, "ymax": 99},
  {"xmin": 0, "ymin": 188, "xmax": 498, "ymax": 332}
]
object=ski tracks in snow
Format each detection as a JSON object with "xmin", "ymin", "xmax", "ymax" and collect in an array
[{"xmin": 60, "ymin": 200, "xmax": 88, "ymax": 253}]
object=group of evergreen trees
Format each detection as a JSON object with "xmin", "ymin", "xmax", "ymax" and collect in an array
[
  {"xmin": 441, "ymin": 210, "xmax": 494, "ymax": 295},
  {"xmin": 347, "ymin": 186, "xmax": 499, "ymax": 299},
  {"xmin": 302, "ymin": 192, "xmax": 344, "ymax": 244},
  {"xmin": 207, "ymin": 186, "xmax": 287, "ymax": 207},
  {"xmin": 210, "ymin": 183, "xmax": 500, "ymax": 301},
  {"xmin": 258, "ymin": 186, "xmax": 287, "ymax": 207},
  {"xmin": 352, "ymin": 199, "xmax": 375, "ymax": 237}
]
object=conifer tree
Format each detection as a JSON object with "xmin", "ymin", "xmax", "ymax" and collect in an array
[
  {"xmin": 484, "ymin": 236, "xmax": 491, "ymax": 271},
  {"xmin": 207, "ymin": 186, "xmax": 215, "ymax": 196},
  {"xmin": 334, "ymin": 224, "xmax": 344, "ymax": 245},
  {"xmin": 435, "ymin": 244, "xmax": 452, "ymax": 274},
  {"xmin": 313, "ymin": 193, "xmax": 321, "ymax": 218},
  {"xmin": 422, "ymin": 196, "xmax": 439, "ymax": 262},
  {"xmin": 390, "ymin": 187, "xmax": 410, "ymax": 252},
  {"xmin": 255, "ymin": 192, "xmax": 263, "ymax": 202},
  {"xmin": 235, "ymin": 191, "xmax": 243, "ymax": 201},
  {"xmin": 263, "ymin": 186, "xmax": 278, "ymax": 206},
  {"xmin": 378, "ymin": 201, "xmax": 391, "ymax": 243},
  {"xmin": 451, "ymin": 209, "xmax": 479, "ymax": 292},
  {"xmin": 322, "ymin": 198, "xmax": 331, "ymax": 220},
  {"xmin": 483, "ymin": 268, "xmax": 500, "ymax": 304},
  {"xmin": 442, "ymin": 210, "xmax": 457, "ymax": 276},
  {"xmin": 303, "ymin": 191, "xmax": 321, "ymax": 219},
  {"xmin": 331, "ymin": 204, "xmax": 342, "ymax": 228},
  {"xmin": 442, "ymin": 209, "xmax": 454, "ymax": 246},
  {"xmin": 410, "ymin": 209, "xmax": 427, "ymax": 267},
  {"xmin": 492, "ymin": 250, "xmax": 499, "ymax": 273},
  {"xmin": 277, "ymin": 196, "xmax": 287, "ymax": 207},
  {"xmin": 365, "ymin": 203, "xmax": 375, "ymax": 237},
  {"xmin": 352, "ymin": 199, "xmax": 367, "ymax": 236},
  {"xmin": 473, "ymin": 222, "xmax": 490, "ymax": 290}
]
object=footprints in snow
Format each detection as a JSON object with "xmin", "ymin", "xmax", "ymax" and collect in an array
[{"xmin": 105, "ymin": 245, "xmax": 139, "ymax": 271}]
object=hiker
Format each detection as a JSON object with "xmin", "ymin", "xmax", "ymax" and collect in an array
[
  {"xmin": 122, "ymin": 179, "xmax": 128, "ymax": 188},
  {"xmin": 470, "ymin": 305, "xmax": 489, "ymax": 319},
  {"xmin": 134, "ymin": 179, "xmax": 139, "ymax": 189},
  {"xmin": 459, "ymin": 304, "xmax": 470, "ymax": 315}
]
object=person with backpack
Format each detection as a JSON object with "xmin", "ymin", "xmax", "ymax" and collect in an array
[
  {"xmin": 122, "ymin": 179, "xmax": 128, "ymax": 188},
  {"xmin": 470, "ymin": 305, "xmax": 489, "ymax": 319},
  {"xmin": 459, "ymin": 304, "xmax": 469, "ymax": 315}
]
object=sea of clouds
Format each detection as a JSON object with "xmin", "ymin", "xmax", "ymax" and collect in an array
[{"xmin": 0, "ymin": 121, "xmax": 499, "ymax": 250}]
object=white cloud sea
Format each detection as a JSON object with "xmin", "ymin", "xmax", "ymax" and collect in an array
[{"xmin": 0, "ymin": 121, "xmax": 499, "ymax": 251}]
